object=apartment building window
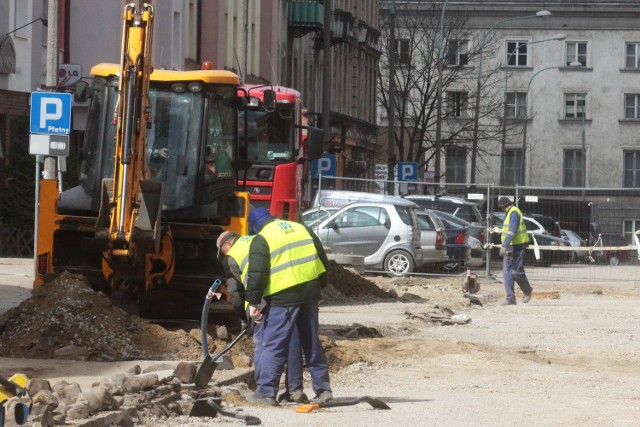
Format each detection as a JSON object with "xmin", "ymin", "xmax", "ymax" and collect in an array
[
  {"xmin": 566, "ymin": 41, "xmax": 588, "ymax": 66},
  {"xmin": 446, "ymin": 91, "xmax": 468, "ymax": 118},
  {"xmin": 623, "ymin": 151, "xmax": 640, "ymax": 187},
  {"xmin": 504, "ymin": 149, "xmax": 523, "ymax": 186},
  {"xmin": 446, "ymin": 40, "xmax": 468, "ymax": 66},
  {"xmin": 506, "ymin": 92, "xmax": 527, "ymax": 118},
  {"xmin": 625, "ymin": 42, "xmax": 640, "ymax": 69},
  {"xmin": 395, "ymin": 39, "xmax": 411, "ymax": 65},
  {"xmin": 624, "ymin": 94, "xmax": 640, "ymax": 119},
  {"xmin": 623, "ymin": 219, "xmax": 640, "ymax": 245},
  {"xmin": 506, "ymin": 41, "xmax": 528, "ymax": 67},
  {"xmin": 563, "ymin": 150, "xmax": 583, "ymax": 187},
  {"xmin": 445, "ymin": 147, "xmax": 466, "ymax": 183},
  {"xmin": 565, "ymin": 94, "xmax": 587, "ymax": 119}
]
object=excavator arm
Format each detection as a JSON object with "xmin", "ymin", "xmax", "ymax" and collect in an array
[{"xmin": 95, "ymin": 2, "xmax": 169, "ymax": 293}]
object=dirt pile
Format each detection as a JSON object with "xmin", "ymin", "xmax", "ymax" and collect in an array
[
  {"xmin": 0, "ymin": 264, "xmax": 392, "ymax": 362},
  {"xmin": 0, "ymin": 272, "xmax": 227, "ymax": 361},
  {"xmin": 324, "ymin": 261, "xmax": 394, "ymax": 303}
]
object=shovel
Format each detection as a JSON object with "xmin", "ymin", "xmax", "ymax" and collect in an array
[
  {"xmin": 190, "ymin": 397, "xmax": 261, "ymax": 425},
  {"xmin": 295, "ymin": 396, "xmax": 391, "ymax": 413}
]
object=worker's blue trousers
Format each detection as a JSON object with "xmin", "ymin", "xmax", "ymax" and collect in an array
[
  {"xmin": 503, "ymin": 244, "xmax": 533, "ymax": 302},
  {"xmin": 254, "ymin": 301, "xmax": 331, "ymax": 398}
]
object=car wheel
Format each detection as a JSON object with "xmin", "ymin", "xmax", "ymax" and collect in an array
[
  {"xmin": 609, "ymin": 255, "xmax": 619, "ymax": 266},
  {"xmin": 384, "ymin": 250, "xmax": 414, "ymax": 277}
]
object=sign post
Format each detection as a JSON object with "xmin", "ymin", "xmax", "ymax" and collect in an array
[{"xmin": 30, "ymin": 91, "xmax": 72, "ymax": 268}]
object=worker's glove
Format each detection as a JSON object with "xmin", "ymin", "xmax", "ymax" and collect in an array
[
  {"xmin": 247, "ymin": 304, "xmax": 263, "ymax": 323},
  {"xmin": 499, "ymin": 246, "xmax": 507, "ymax": 257}
]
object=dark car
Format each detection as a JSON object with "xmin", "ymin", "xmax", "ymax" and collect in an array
[
  {"xmin": 590, "ymin": 233, "xmax": 632, "ymax": 266},
  {"xmin": 430, "ymin": 210, "xmax": 471, "ymax": 268},
  {"xmin": 430, "ymin": 210, "xmax": 485, "ymax": 267},
  {"xmin": 491, "ymin": 212, "xmax": 570, "ymax": 267}
]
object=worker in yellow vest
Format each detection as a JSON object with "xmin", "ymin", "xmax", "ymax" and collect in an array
[
  {"xmin": 217, "ymin": 230, "xmax": 309, "ymax": 404},
  {"xmin": 243, "ymin": 207, "xmax": 332, "ymax": 406},
  {"xmin": 498, "ymin": 196, "xmax": 533, "ymax": 305}
]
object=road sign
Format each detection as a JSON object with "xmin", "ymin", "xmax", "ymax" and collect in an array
[
  {"xmin": 29, "ymin": 134, "xmax": 70, "ymax": 156},
  {"xmin": 30, "ymin": 92, "xmax": 72, "ymax": 135},
  {"xmin": 312, "ymin": 154, "xmax": 336, "ymax": 178},
  {"xmin": 397, "ymin": 162, "xmax": 418, "ymax": 182}
]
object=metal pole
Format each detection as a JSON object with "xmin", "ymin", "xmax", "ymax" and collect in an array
[
  {"xmin": 434, "ymin": 0, "xmax": 450, "ymax": 183},
  {"xmin": 386, "ymin": 1, "xmax": 397, "ymax": 195},
  {"xmin": 471, "ymin": 12, "xmax": 551, "ymax": 184},
  {"xmin": 521, "ymin": 65, "xmax": 564, "ymax": 185},
  {"xmin": 500, "ymin": 35, "xmax": 565, "ymax": 186},
  {"xmin": 321, "ymin": 0, "xmax": 332, "ymax": 153},
  {"xmin": 581, "ymin": 98, "xmax": 586, "ymax": 200}
]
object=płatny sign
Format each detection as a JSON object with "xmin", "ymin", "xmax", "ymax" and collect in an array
[{"xmin": 30, "ymin": 92, "xmax": 72, "ymax": 135}]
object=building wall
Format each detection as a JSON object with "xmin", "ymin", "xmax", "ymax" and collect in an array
[{"xmin": 382, "ymin": 1, "xmax": 640, "ymax": 188}]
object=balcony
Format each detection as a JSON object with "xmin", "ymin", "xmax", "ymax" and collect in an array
[{"xmin": 289, "ymin": 1, "xmax": 324, "ymax": 38}]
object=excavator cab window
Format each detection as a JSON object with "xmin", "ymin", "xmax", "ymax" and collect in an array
[{"xmin": 204, "ymin": 87, "xmax": 237, "ymax": 185}]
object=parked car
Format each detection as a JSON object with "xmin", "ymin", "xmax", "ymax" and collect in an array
[
  {"xmin": 430, "ymin": 209, "xmax": 485, "ymax": 268},
  {"xmin": 590, "ymin": 232, "xmax": 633, "ymax": 266},
  {"xmin": 491, "ymin": 211, "xmax": 570, "ymax": 267},
  {"xmin": 300, "ymin": 206, "xmax": 340, "ymax": 229},
  {"xmin": 528, "ymin": 213, "xmax": 562, "ymax": 238},
  {"xmin": 314, "ymin": 200, "xmax": 422, "ymax": 276},
  {"xmin": 415, "ymin": 210, "xmax": 451, "ymax": 270},
  {"xmin": 561, "ymin": 229, "xmax": 589, "ymax": 263},
  {"xmin": 404, "ymin": 195, "xmax": 485, "ymax": 226},
  {"xmin": 429, "ymin": 210, "xmax": 471, "ymax": 268}
]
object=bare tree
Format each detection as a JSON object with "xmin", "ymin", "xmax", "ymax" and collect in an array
[{"xmin": 378, "ymin": 1, "xmax": 513, "ymax": 181}]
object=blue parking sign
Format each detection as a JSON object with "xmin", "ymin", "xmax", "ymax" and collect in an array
[
  {"xmin": 30, "ymin": 92, "xmax": 72, "ymax": 135},
  {"xmin": 312, "ymin": 154, "xmax": 336, "ymax": 178},
  {"xmin": 397, "ymin": 162, "xmax": 418, "ymax": 181}
]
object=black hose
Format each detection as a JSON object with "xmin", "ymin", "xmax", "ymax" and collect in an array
[{"xmin": 200, "ymin": 279, "xmax": 222, "ymax": 359}]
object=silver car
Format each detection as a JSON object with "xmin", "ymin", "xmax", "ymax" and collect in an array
[
  {"xmin": 416, "ymin": 209, "xmax": 449, "ymax": 270},
  {"xmin": 314, "ymin": 200, "xmax": 422, "ymax": 276}
]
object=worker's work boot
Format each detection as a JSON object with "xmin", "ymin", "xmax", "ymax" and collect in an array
[
  {"xmin": 313, "ymin": 390, "xmax": 333, "ymax": 403},
  {"xmin": 277, "ymin": 390, "xmax": 309, "ymax": 403},
  {"xmin": 522, "ymin": 293, "xmax": 532, "ymax": 303},
  {"xmin": 500, "ymin": 299, "xmax": 516, "ymax": 306}
]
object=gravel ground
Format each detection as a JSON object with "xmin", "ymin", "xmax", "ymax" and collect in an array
[{"xmin": 2, "ymin": 259, "xmax": 640, "ymax": 426}]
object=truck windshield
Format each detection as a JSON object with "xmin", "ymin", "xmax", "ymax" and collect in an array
[
  {"xmin": 80, "ymin": 78, "xmax": 237, "ymax": 211},
  {"xmin": 239, "ymin": 106, "xmax": 294, "ymax": 164}
]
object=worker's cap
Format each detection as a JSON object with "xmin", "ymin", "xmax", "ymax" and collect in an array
[
  {"xmin": 497, "ymin": 196, "xmax": 512, "ymax": 208},
  {"xmin": 216, "ymin": 231, "xmax": 239, "ymax": 259},
  {"xmin": 248, "ymin": 207, "xmax": 274, "ymax": 234}
]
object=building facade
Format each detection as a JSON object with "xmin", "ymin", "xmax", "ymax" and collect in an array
[{"xmin": 380, "ymin": 0, "xmax": 640, "ymax": 189}]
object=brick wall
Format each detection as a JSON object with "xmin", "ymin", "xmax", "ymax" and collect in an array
[{"xmin": 0, "ymin": 89, "xmax": 30, "ymax": 193}]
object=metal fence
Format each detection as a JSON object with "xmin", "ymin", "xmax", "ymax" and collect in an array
[
  {"xmin": 0, "ymin": 225, "xmax": 34, "ymax": 258},
  {"xmin": 313, "ymin": 175, "xmax": 640, "ymax": 283}
]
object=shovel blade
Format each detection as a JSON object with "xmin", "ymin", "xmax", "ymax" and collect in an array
[
  {"xmin": 189, "ymin": 398, "xmax": 222, "ymax": 417},
  {"xmin": 194, "ymin": 355, "xmax": 218, "ymax": 389}
]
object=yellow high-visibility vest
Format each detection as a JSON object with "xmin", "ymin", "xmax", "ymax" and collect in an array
[
  {"xmin": 501, "ymin": 205, "xmax": 529, "ymax": 245},
  {"xmin": 226, "ymin": 235, "xmax": 255, "ymax": 286},
  {"xmin": 258, "ymin": 220, "xmax": 326, "ymax": 297}
]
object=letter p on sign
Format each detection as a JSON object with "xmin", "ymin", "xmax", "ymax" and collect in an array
[{"xmin": 40, "ymin": 97, "xmax": 63, "ymax": 128}]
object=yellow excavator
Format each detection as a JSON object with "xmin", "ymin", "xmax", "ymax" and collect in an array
[{"xmin": 35, "ymin": 1, "xmax": 250, "ymax": 318}]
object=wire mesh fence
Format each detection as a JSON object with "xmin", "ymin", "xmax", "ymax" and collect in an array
[{"xmin": 312, "ymin": 174, "xmax": 640, "ymax": 282}]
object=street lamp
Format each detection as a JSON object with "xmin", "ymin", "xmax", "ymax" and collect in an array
[
  {"xmin": 579, "ymin": 95, "xmax": 587, "ymax": 191},
  {"xmin": 521, "ymin": 61, "xmax": 581, "ymax": 185},
  {"xmin": 434, "ymin": 0, "xmax": 450, "ymax": 183},
  {"xmin": 499, "ymin": 34, "xmax": 566, "ymax": 186},
  {"xmin": 470, "ymin": 10, "xmax": 551, "ymax": 184}
]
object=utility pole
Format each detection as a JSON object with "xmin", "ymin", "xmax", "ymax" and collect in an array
[
  {"xmin": 321, "ymin": 0, "xmax": 332, "ymax": 153},
  {"xmin": 46, "ymin": 0, "xmax": 58, "ymax": 88},
  {"xmin": 386, "ymin": 1, "xmax": 397, "ymax": 195}
]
